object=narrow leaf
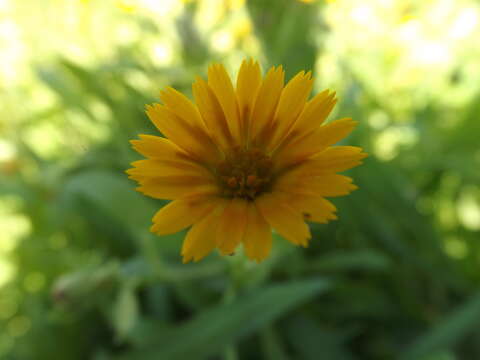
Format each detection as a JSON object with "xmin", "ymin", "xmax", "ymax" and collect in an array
[{"xmin": 118, "ymin": 279, "xmax": 330, "ymax": 360}]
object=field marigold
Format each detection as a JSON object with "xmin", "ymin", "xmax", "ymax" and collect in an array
[{"xmin": 127, "ymin": 60, "xmax": 367, "ymax": 263}]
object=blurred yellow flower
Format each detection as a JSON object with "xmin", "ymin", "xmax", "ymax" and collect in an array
[
  {"xmin": 232, "ymin": 17, "xmax": 253, "ymax": 40},
  {"xmin": 115, "ymin": 0, "xmax": 137, "ymax": 13},
  {"xmin": 127, "ymin": 60, "xmax": 366, "ymax": 263}
]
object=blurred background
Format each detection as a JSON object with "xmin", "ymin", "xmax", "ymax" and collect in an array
[{"xmin": 1, "ymin": 0, "xmax": 480, "ymax": 359}]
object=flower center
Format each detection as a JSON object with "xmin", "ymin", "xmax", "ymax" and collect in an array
[{"xmin": 215, "ymin": 147, "xmax": 273, "ymax": 200}]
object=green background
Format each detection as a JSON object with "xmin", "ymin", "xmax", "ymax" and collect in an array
[{"xmin": 1, "ymin": 0, "xmax": 480, "ymax": 359}]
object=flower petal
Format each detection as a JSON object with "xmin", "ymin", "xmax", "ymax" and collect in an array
[
  {"xmin": 136, "ymin": 176, "xmax": 217, "ymax": 200},
  {"xmin": 150, "ymin": 195, "xmax": 219, "ymax": 235},
  {"xmin": 276, "ymin": 173, "xmax": 358, "ymax": 198},
  {"xmin": 181, "ymin": 200, "xmax": 228, "ymax": 263},
  {"xmin": 216, "ymin": 198, "xmax": 248, "ymax": 255},
  {"xmin": 267, "ymin": 71, "xmax": 313, "ymax": 151},
  {"xmin": 208, "ymin": 64, "xmax": 242, "ymax": 143},
  {"xmin": 243, "ymin": 201, "xmax": 272, "ymax": 262},
  {"xmin": 273, "ymin": 117, "xmax": 358, "ymax": 170},
  {"xmin": 126, "ymin": 159, "xmax": 210, "ymax": 179},
  {"xmin": 146, "ymin": 103, "xmax": 220, "ymax": 164},
  {"xmin": 236, "ymin": 59, "xmax": 262, "ymax": 143},
  {"xmin": 159, "ymin": 87, "xmax": 207, "ymax": 130},
  {"xmin": 256, "ymin": 192, "xmax": 311, "ymax": 246},
  {"xmin": 290, "ymin": 90, "xmax": 337, "ymax": 138},
  {"xmin": 249, "ymin": 66, "xmax": 284, "ymax": 145},
  {"xmin": 130, "ymin": 135, "xmax": 188, "ymax": 160},
  {"xmin": 307, "ymin": 146, "xmax": 368, "ymax": 174},
  {"xmin": 282, "ymin": 193, "xmax": 338, "ymax": 224},
  {"xmin": 193, "ymin": 76, "xmax": 233, "ymax": 150}
]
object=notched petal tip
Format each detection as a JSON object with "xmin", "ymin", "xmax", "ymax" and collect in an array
[
  {"xmin": 240, "ymin": 58, "xmax": 252, "ymax": 68},
  {"xmin": 129, "ymin": 160, "xmax": 144, "ymax": 167},
  {"xmin": 145, "ymin": 103, "xmax": 155, "ymax": 113},
  {"xmin": 193, "ymin": 75, "xmax": 206, "ymax": 86},
  {"xmin": 291, "ymin": 69, "xmax": 314, "ymax": 83},
  {"xmin": 125, "ymin": 168, "xmax": 135, "ymax": 175},
  {"xmin": 181, "ymin": 252, "xmax": 203, "ymax": 264},
  {"xmin": 149, "ymin": 224, "xmax": 158, "ymax": 234},
  {"xmin": 208, "ymin": 62, "xmax": 225, "ymax": 74},
  {"xmin": 265, "ymin": 64, "xmax": 284, "ymax": 77},
  {"xmin": 300, "ymin": 240, "xmax": 310, "ymax": 248},
  {"xmin": 182, "ymin": 255, "xmax": 192, "ymax": 264},
  {"xmin": 339, "ymin": 117, "xmax": 358, "ymax": 126},
  {"xmin": 359, "ymin": 151, "xmax": 369, "ymax": 160}
]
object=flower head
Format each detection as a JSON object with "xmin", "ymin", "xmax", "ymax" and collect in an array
[{"xmin": 127, "ymin": 60, "xmax": 367, "ymax": 263}]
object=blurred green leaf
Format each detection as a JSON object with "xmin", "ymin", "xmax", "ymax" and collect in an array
[
  {"xmin": 112, "ymin": 280, "xmax": 140, "ymax": 342},
  {"xmin": 286, "ymin": 316, "xmax": 356, "ymax": 360},
  {"xmin": 307, "ymin": 249, "xmax": 392, "ymax": 272},
  {"xmin": 118, "ymin": 279, "xmax": 331, "ymax": 360},
  {"xmin": 247, "ymin": 0, "xmax": 319, "ymax": 77},
  {"xmin": 60, "ymin": 169, "xmax": 158, "ymax": 231},
  {"xmin": 52, "ymin": 261, "xmax": 120, "ymax": 308},
  {"xmin": 401, "ymin": 292, "xmax": 480, "ymax": 360},
  {"xmin": 260, "ymin": 326, "xmax": 290, "ymax": 360}
]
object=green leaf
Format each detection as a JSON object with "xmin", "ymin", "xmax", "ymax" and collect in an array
[
  {"xmin": 60, "ymin": 169, "xmax": 158, "ymax": 231},
  {"xmin": 118, "ymin": 279, "xmax": 331, "ymax": 360},
  {"xmin": 401, "ymin": 292, "xmax": 480, "ymax": 360},
  {"xmin": 286, "ymin": 316, "xmax": 356, "ymax": 360},
  {"xmin": 112, "ymin": 281, "xmax": 140, "ymax": 343},
  {"xmin": 52, "ymin": 261, "xmax": 120, "ymax": 308},
  {"xmin": 246, "ymin": 0, "xmax": 319, "ymax": 78},
  {"xmin": 260, "ymin": 326, "xmax": 290, "ymax": 360},
  {"xmin": 308, "ymin": 249, "xmax": 392, "ymax": 272}
]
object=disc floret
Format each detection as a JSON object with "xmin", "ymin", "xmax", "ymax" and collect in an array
[{"xmin": 216, "ymin": 146, "xmax": 273, "ymax": 200}]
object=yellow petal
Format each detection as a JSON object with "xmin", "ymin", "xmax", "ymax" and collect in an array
[
  {"xmin": 216, "ymin": 198, "xmax": 248, "ymax": 255},
  {"xmin": 256, "ymin": 192, "xmax": 311, "ymax": 246},
  {"xmin": 276, "ymin": 173, "xmax": 358, "ymax": 197},
  {"xmin": 236, "ymin": 59, "xmax": 262, "ymax": 143},
  {"xmin": 192, "ymin": 76, "xmax": 233, "ymax": 150},
  {"xmin": 283, "ymin": 193, "xmax": 338, "ymax": 223},
  {"xmin": 182, "ymin": 200, "xmax": 228, "ymax": 263},
  {"xmin": 273, "ymin": 118, "xmax": 358, "ymax": 170},
  {"xmin": 208, "ymin": 64, "xmax": 241, "ymax": 143},
  {"xmin": 150, "ymin": 195, "xmax": 219, "ymax": 235},
  {"xmin": 146, "ymin": 103, "xmax": 220, "ymax": 164},
  {"xmin": 307, "ymin": 146, "xmax": 368, "ymax": 174},
  {"xmin": 159, "ymin": 87, "xmax": 207, "ymax": 130},
  {"xmin": 249, "ymin": 66, "xmax": 284, "ymax": 144},
  {"xmin": 130, "ymin": 135, "xmax": 188, "ymax": 160},
  {"xmin": 290, "ymin": 90, "xmax": 337, "ymax": 138},
  {"xmin": 276, "ymin": 146, "xmax": 367, "ymax": 180},
  {"xmin": 126, "ymin": 159, "xmax": 210, "ymax": 179},
  {"xmin": 306, "ymin": 175, "xmax": 358, "ymax": 197},
  {"xmin": 136, "ymin": 176, "xmax": 217, "ymax": 200},
  {"xmin": 243, "ymin": 201, "xmax": 272, "ymax": 262},
  {"xmin": 267, "ymin": 71, "xmax": 313, "ymax": 151}
]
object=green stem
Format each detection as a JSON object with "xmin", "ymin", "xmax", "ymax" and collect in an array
[
  {"xmin": 221, "ymin": 252, "xmax": 248, "ymax": 360},
  {"xmin": 224, "ymin": 346, "xmax": 239, "ymax": 360},
  {"xmin": 139, "ymin": 232, "xmax": 165, "ymax": 277}
]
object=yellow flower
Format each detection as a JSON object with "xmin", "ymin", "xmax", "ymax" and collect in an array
[{"xmin": 127, "ymin": 60, "xmax": 367, "ymax": 263}]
